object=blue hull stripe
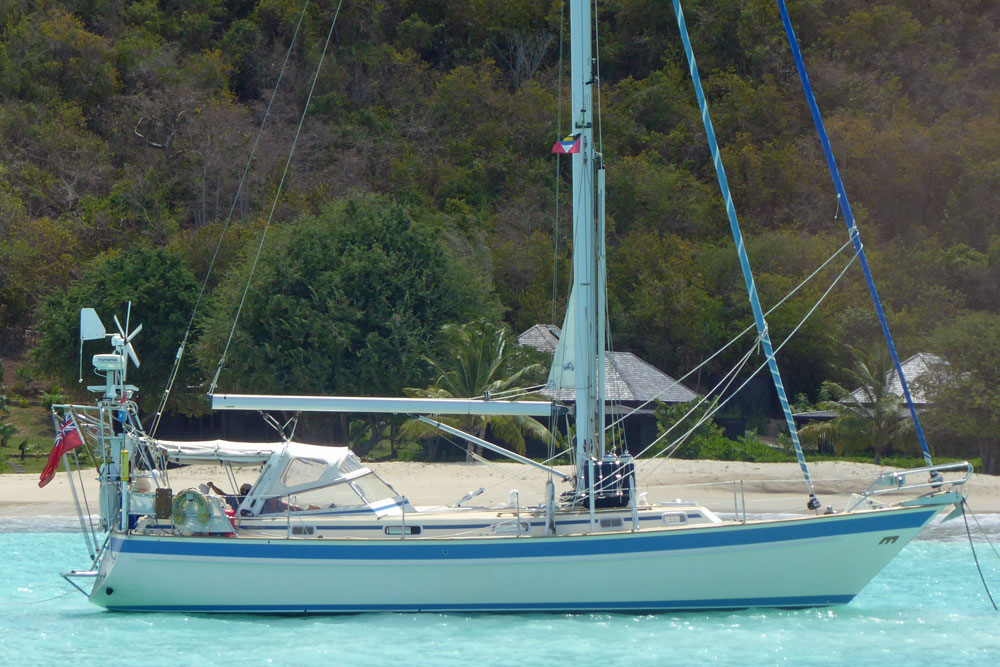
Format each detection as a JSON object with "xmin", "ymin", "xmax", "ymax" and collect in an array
[
  {"xmin": 112, "ymin": 509, "xmax": 936, "ymax": 561},
  {"xmin": 104, "ymin": 594, "xmax": 855, "ymax": 613}
]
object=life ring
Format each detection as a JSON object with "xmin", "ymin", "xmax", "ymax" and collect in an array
[{"xmin": 172, "ymin": 488, "xmax": 211, "ymax": 526}]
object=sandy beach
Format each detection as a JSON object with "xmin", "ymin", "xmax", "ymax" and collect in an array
[{"xmin": 4, "ymin": 459, "xmax": 998, "ymax": 518}]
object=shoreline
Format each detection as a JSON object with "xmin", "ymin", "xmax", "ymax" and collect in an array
[{"xmin": 3, "ymin": 459, "xmax": 998, "ymax": 518}]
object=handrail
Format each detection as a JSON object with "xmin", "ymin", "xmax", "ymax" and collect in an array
[{"xmin": 858, "ymin": 462, "xmax": 973, "ymax": 500}]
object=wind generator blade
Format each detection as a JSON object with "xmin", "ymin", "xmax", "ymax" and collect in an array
[
  {"xmin": 114, "ymin": 314, "xmax": 125, "ymax": 337},
  {"xmin": 126, "ymin": 343, "xmax": 140, "ymax": 368},
  {"xmin": 126, "ymin": 323, "xmax": 143, "ymax": 342}
]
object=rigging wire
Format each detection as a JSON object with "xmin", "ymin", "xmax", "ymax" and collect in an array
[
  {"xmin": 209, "ymin": 0, "xmax": 345, "ymax": 396},
  {"xmin": 673, "ymin": 0, "xmax": 817, "ymax": 507},
  {"xmin": 963, "ymin": 501, "xmax": 1000, "ymax": 563},
  {"xmin": 70, "ymin": 448, "xmax": 99, "ymax": 558},
  {"xmin": 961, "ymin": 499, "xmax": 999, "ymax": 611},
  {"xmin": 477, "ymin": 385, "xmax": 548, "ymax": 401},
  {"xmin": 635, "ymin": 249, "xmax": 860, "ymax": 479},
  {"xmin": 634, "ymin": 331, "xmax": 762, "ymax": 461},
  {"xmin": 4, "ymin": 590, "xmax": 77, "ymax": 606},
  {"xmin": 150, "ymin": 0, "xmax": 313, "ymax": 437},
  {"xmin": 651, "ymin": 249, "xmax": 858, "ymax": 464},
  {"xmin": 777, "ymin": 0, "xmax": 934, "ymax": 469},
  {"xmin": 435, "ymin": 431, "xmax": 548, "ymax": 485},
  {"xmin": 605, "ymin": 236, "xmax": 859, "ymax": 434},
  {"xmin": 589, "ymin": 0, "xmax": 617, "ymax": 455},
  {"xmin": 592, "ymin": 0, "xmax": 603, "ymax": 156},
  {"xmin": 551, "ymin": 0, "xmax": 567, "ymax": 328}
]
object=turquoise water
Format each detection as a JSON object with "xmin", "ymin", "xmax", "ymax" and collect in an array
[{"xmin": 2, "ymin": 516, "xmax": 999, "ymax": 666}]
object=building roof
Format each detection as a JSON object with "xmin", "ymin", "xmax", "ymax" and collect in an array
[
  {"xmin": 850, "ymin": 352, "xmax": 942, "ymax": 405},
  {"xmin": 519, "ymin": 324, "xmax": 562, "ymax": 352},
  {"xmin": 792, "ymin": 409, "xmax": 838, "ymax": 422},
  {"xmin": 518, "ymin": 325, "xmax": 698, "ymax": 404}
]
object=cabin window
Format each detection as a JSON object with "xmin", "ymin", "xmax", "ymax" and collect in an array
[
  {"xmin": 340, "ymin": 455, "xmax": 363, "ymax": 474},
  {"xmin": 282, "ymin": 457, "xmax": 326, "ymax": 487},
  {"xmin": 291, "ymin": 525, "xmax": 315, "ymax": 536},
  {"xmin": 662, "ymin": 512, "xmax": 688, "ymax": 525},
  {"xmin": 599, "ymin": 517, "xmax": 624, "ymax": 529},
  {"xmin": 286, "ymin": 481, "xmax": 366, "ymax": 511},
  {"xmin": 384, "ymin": 525, "xmax": 421, "ymax": 536},
  {"xmin": 351, "ymin": 473, "xmax": 397, "ymax": 505}
]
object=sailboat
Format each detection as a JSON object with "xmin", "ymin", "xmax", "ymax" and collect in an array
[{"xmin": 52, "ymin": 0, "xmax": 972, "ymax": 613}]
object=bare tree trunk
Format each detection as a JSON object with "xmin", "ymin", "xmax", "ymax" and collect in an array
[
  {"xmin": 474, "ymin": 423, "xmax": 487, "ymax": 458},
  {"xmin": 201, "ymin": 157, "xmax": 208, "ymax": 227},
  {"xmin": 499, "ymin": 31, "xmax": 554, "ymax": 90},
  {"xmin": 980, "ymin": 438, "xmax": 998, "ymax": 476}
]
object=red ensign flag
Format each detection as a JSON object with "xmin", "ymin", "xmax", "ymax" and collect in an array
[{"xmin": 39, "ymin": 416, "xmax": 84, "ymax": 488}]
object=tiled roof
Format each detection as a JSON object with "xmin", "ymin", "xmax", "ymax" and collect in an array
[
  {"xmin": 517, "ymin": 325, "xmax": 698, "ymax": 404},
  {"xmin": 850, "ymin": 352, "xmax": 942, "ymax": 405},
  {"xmin": 792, "ymin": 409, "xmax": 838, "ymax": 421},
  {"xmin": 518, "ymin": 324, "xmax": 562, "ymax": 352}
]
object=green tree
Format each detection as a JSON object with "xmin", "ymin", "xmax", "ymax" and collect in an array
[
  {"xmin": 196, "ymin": 194, "xmax": 499, "ymax": 400},
  {"xmin": 653, "ymin": 399, "xmax": 728, "ymax": 459},
  {"xmin": 921, "ymin": 312, "xmax": 1000, "ymax": 475},
  {"xmin": 0, "ymin": 422, "xmax": 18, "ymax": 449},
  {"xmin": 0, "ymin": 7, "xmax": 119, "ymax": 107},
  {"xmin": 798, "ymin": 346, "xmax": 916, "ymax": 464},
  {"xmin": 401, "ymin": 318, "xmax": 554, "ymax": 460}
]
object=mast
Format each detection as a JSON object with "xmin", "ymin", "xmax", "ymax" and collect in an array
[{"xmin": 570, "ymin": 0, "xmax": 600, "ymax": 485}]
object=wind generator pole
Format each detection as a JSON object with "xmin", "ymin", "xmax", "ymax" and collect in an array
[{"xmin": 570, "ymin": 0, "xmax": 599, "ymax": 489}]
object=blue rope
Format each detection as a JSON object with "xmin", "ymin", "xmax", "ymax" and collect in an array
[
  {"xmin": 671, "ymin": 0, "xmax": 818, "ymax": 505},
  {"xmin": 776, "ymin": 0, "xmax": 933, "ymax": 468}
]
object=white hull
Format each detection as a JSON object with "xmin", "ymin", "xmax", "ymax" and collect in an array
[{"xmin": 89, "ymin": 504, "xmax": 941, "ymax": 613}]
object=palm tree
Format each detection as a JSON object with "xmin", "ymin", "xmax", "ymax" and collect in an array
[
  {"xmin": 0, "ymin": 422, "xmax": 19, "ymax": 449},
  {"xmin": 798, "ymin": 345, "xmax": 916, "ymax": 464},
  {"xmin": 402, "ymin": 319, "xmax": 556, "ymax": 460}
]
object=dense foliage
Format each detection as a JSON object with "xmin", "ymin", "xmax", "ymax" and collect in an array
[
  {"xmin": 3, "ymin": 1, "xmax": 998, "ymax": 465},
  {"xmin": 195, "ymin": 194, "xmax": 498, "ymax": 396},
  {"xmin": 920, "ymin": 313, "xmax": 1000, "ymax": 474}
]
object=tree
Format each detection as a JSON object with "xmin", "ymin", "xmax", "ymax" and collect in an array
[
  {"xmin": 653, "ymin": 399, "xmax": 729, "ymax": 459},
  {"xmin": 921, "ymin": 312, "xmax": 1000, "ymax": 475},
  {"xmin": 196, "ymin": 193, "xmax": 499, "ymax": 399},
  {"xmin": 798, "ymin": 345, "xmax": 916, "ymax": 464},
  {"xmin": 401, "ymin": 318, "xmax": 554, "ymax": 460},
  {"xmin": 0, "ymin": 422, "xmax": 18, "ymax": 449}
]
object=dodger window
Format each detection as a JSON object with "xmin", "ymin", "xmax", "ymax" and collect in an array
[{"xmin": 282, "ymin": 457, "xmax": 326, "ymax": 487}]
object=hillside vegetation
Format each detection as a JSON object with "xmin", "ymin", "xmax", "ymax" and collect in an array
[{"xmin": 1, "ymin": 1, "xmax": 998, "ymax": 468}]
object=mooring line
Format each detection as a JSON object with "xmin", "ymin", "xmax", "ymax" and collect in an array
[{"xmin": 962, "ymin": 499, "xmax": 998, "ymax": 611}]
